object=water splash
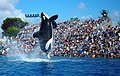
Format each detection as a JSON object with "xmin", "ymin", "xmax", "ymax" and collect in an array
[
  {"xmin": 4, "ymin": 39, "xmax": 85, "ymax": 63},
  {"xmin": 5, "ymin": 38, "xmax": 49, "ymax": 61},
  {"xmin": 5, "ymin": 40, "xmax": 85, "ymax": 62},
  {"xmin": 22, "ymin": 58, "xmax": 85, "ymax": 62}
]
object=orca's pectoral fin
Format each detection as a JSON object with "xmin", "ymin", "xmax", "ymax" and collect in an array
[
  {"xmin": 49, "ymin": 15, "xmax": 58, "ymax": 21},
  {"xmin": 33, "ymin": 32, "xmax": 39, "ymax": 38},
  {"xmin": 52, "ymin": 21, "xmax": 57, "ymax": 29}
]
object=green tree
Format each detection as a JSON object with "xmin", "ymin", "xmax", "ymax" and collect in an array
[
  {"xmin": 100, "ymin": 10, "xmax": 108, "ymax": 18},
  {"xmin": 6, "ymin": 26, "xmax": 20, "ymax": 37},
  {"xmin": 70, "ymin": 17, "xmax": 80, "ymax": 22},
  {"xmin": 117, "ymin": 22, "xmax": 120, "ymax": 26},
  {"xmin": 1, "ymin": 17, "xmax": 28, "ymax": 32},
  {"xmin": 1, "ymin": 17, "xmax": 28, "ymax": 37}
]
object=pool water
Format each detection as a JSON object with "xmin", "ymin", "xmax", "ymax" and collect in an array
[{"xmin": 0, "ymin": 56, "xmax": 120, "ymax": 76}]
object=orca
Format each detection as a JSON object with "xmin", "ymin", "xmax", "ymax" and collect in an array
[{"xmin": 33, "ymin": 12, "xmax": 58, "ymax": 56}]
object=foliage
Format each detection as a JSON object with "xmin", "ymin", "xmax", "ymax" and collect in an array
[
  {"xmin": 70, "ymin": 17, "xmax": 80, "ymax": 22},
  {"xmin": 1, "ymin": 17, "xmax": 28, "ymax": 37},
  {"xmin": 100, "ymin": 10, "xmax": 108, "ymax": 18},
  {"xmin": 1, "ymin": 17, "xmax": 28, "ymax": 32},
  {"xmin": 6, "ymin": 26, "xmax": 20, "ymax": 37},
  {"xmin": 118, "ymin": 22, "xmax": 120, "ymax": 25}
]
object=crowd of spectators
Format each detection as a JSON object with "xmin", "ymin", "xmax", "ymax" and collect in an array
[
  {"xmin": 4, "ymin": 17, "xmax": 120, "ymax": 58},
  {"xmin": 15, "ymin": 23, "xmax": 40, "ymax": 53},
  {"xmin": 1, "ymin": 23, "xmax": 43, "ymax": 56},
  {"xmin": 53, "ymin": 18, "xmax": 120, "ymax": 58}
]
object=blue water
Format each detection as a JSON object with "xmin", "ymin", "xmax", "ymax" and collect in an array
[{"xmin": 0, "ymin": 56, "xmax": 120, "ymax": 76}]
